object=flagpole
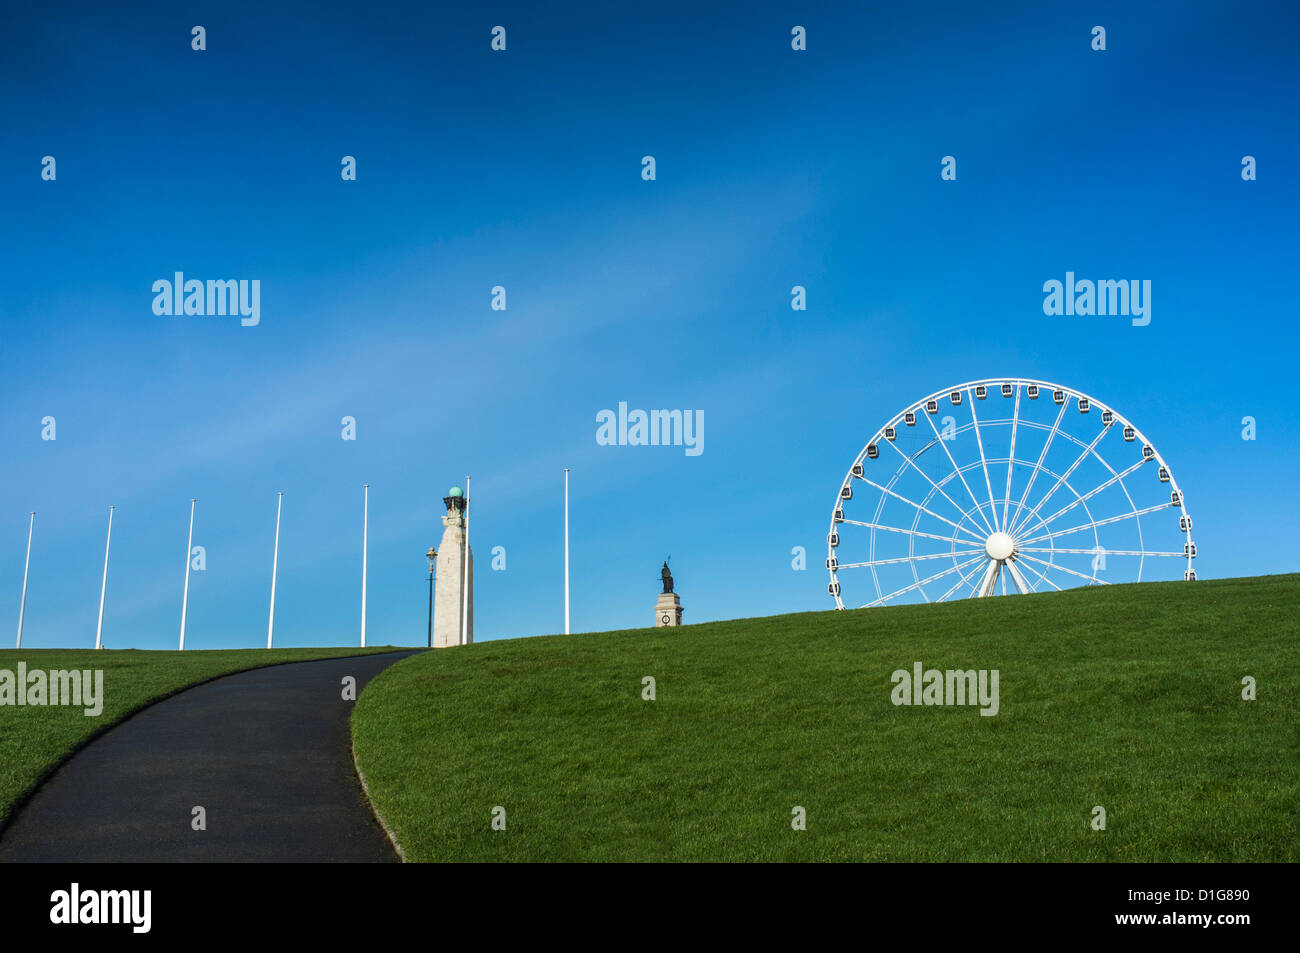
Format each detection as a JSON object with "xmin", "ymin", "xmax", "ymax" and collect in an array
[
  {"xmin": 361, "ymin": 484, "xmax": 368, "ymax": 648},
  {"xmin": 179, "ymin": 499, "xmax": 195, "ymax": 651},
  {"xmin": 95, "ymin": 506, "xmax": 114, "ymax": 650},
  {"xmin": 15, "ymin": 512, "xmax": 34, "ymax": 649},
  {"xmin": 461, "ymin": 475, "xmax": 470, "ymax": 645},
  {"xmin": 267, "ymin": 492, "xmax": 283, "ymax": 649},
  {"xmin": 564, "ymin": 468, "xmax": 570, "ymax": 635}
]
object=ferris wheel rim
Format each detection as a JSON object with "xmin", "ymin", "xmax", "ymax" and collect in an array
[{"xmin": 826, "ymin": 378, "xmax": 1196, "ymax": 610}]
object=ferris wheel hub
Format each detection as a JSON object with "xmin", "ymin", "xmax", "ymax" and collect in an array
[
  {"xmin": 984, "ymin": 531, "xmax": 1016, "ymax": 562},
  {"xmin": 827, "ymin": 379, "xmax": 1196, "ymax": 609}
]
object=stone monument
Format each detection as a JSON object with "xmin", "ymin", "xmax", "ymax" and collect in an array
[
  {"xmin": 654, "ymin": 559, "xmax": 683, "ymax": 627},
  {"xmin": 432, "ymin": 486, "xmax": 473, "ymax": 647}
]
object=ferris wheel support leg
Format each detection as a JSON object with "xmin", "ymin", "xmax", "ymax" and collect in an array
[
  {"xmin": 977, "ymin": 559, "xmax": 1000, "ymax": 598},
  {"xmin": 1006, "ymin": 560, "xmax": 1031, "ymax": 595}
]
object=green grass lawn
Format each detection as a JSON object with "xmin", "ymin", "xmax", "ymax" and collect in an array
[
  {"xmin": 0, "ymin": 645, "xmax": 404, "ymax": 828},
  {"xmin": 352, "ymin": 574, "xmax": 1300, "ymax": 862}
]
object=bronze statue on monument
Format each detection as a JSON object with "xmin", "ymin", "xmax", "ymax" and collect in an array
[{"xmin": 655, "ymin": 558, "xmax": 682, "ymax": 627}]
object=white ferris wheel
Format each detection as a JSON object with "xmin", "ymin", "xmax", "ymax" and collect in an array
[{"xmin": 826, "ymin": 378, "xmax": 1197, "ymax": 609}]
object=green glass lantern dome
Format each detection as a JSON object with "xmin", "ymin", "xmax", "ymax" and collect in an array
[{"xmin": 448, "ymin": 485, "xmax": 464, "ymax": 498}]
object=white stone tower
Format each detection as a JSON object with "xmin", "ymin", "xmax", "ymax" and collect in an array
[{"xmin": 432, "ymin": 486, "xmax": 473, "ymax": 647}]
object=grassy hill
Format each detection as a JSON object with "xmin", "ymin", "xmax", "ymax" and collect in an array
[
  {"xmin": 0, "ymin": 646, "xmax": 405, "ymax": 829},
  {"xmin": 352, "ymin": 574, "xmax": 1300, "ymax": 862}
]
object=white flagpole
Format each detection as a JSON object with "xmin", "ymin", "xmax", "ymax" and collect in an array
[
  {"xmin": 267, "ymin": 492, "xmax": 283, "ymax": 649},
  {"xmin": 179, "ymin": 499, "xmax": 195, "ymax": 651},
  {"xmin": 95, "ymin": 506, "xmax": 114, "ymax": 650},
  {"xmin": 15, "ymin": 512, "xmax": 34, "ymax": 649},
  {"xmin": 361, "ymin": 484, "xmax": 368, "ymax": 648},
  {"xmin": 461, "ymin": 475, "xmax": 470, "ymax": 645},
  {"xmin": 564, "ymin": 469, "xmax": 570, "ymax": 635}
]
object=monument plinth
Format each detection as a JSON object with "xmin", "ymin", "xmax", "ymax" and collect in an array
[
  {"xmin": 432, "ymin": 486, "xmax": 473, "ymax": 647},
  {"xmin": 654, "ymin": 560, "xmax": 683, "ymax": 627},
  {"xmin": 654, "ymin": 591, "xmax": 683, "ymax": 627}
]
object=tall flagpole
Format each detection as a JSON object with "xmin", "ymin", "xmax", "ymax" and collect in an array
[
  {"xmin": 15, "ymin": 512, "xmax": 34, "ymax": 649},
  {"xmin": 95, "ymin": 506, "xmax": 114, "ymax": 650},
  {"xmin": 267, "ymin": 492, "xmax": 283, "ymax": 649},
  {"xmin": 564, "ymin": 469, "xmax": 570, "ymax": 635},
  {"xmin": 179, "ymin": 499, "xmax": 195, "ymax": 651},
  {"xmin": 361, "ymin": 484, "xmax": 368, "ymax": 648},
  {"xmin": 461, "ymin": 475, "xmax": 470, "ymax": 645}
]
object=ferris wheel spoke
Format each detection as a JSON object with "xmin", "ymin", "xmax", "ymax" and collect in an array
[
  {"xmin": 837, "ymin": 548, "xmax": 983, "ymax": 569},
  {"xmin": 856, "ymin": 475, "xmax": 986, "ymax": 543},
  {"xmin": 937, "ymin": 557, "xmax": 991, "ymax": 602},
  {"xmin": 1032, "ymin": 457, "xmax": 1146, "ymax": 531},
  {"xmin": 922, "ymin": 410, "xmax": 997, "ymax": 535},
  {"xmin": 967, "ymin": 391, "xmax": 1002, "ymax": 530},
  {"xmin": 884, "ymin": 438, "xmax": 983, "ymax": 532},
  {"xmin": 1018, "ymin": 553, "xmax": 1109, "ymax": 586},
  {"xmin": 1018, "ymin": 502, "xmax": 1173, "ymax": 547},
  {"xmin": 840, "ymin": 519, "xmax": 971, "ymax": 546},
  {"xmin": 1007, "ymin": 400, "xmax": 1069, "ymax": 534},
  {"xmin": 864, "ymin": 553, "xmax": 987, "ymax": 607},
  {"xmin": 1014, "ymin": 557, "xmax": 1061, "ymax": 592},
  {"xmin": 1002, "ymin": 386, "xmax": 1022, "ymax": 530},
  {"xmin": 831, "ymin": 380, "xmax": 1194, "ymax": 609},
  {"xmin": 1018, "ymin": 547, "xmax": 1185, "ymax": 557},
  {"xmin": 1009, "ymin": 423, "xmax": 1111, "ymax": 539}
]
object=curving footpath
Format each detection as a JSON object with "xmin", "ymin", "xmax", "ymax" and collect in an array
[{"xmin": 0, "ymin": 650, "xmax": 422, "ymax": 863}]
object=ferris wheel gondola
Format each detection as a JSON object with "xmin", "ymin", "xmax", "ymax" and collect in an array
[{"xmin": 826, "ymin": 378, "xmax": 1196, "ymax": 608}]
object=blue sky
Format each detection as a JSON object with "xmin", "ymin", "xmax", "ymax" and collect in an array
[{"xmin": 2, "ymin": 0, "xmax": 1297, "ymax": 649}]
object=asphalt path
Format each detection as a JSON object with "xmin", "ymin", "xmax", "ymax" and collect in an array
[{"xmin": 0, "ymin": 650, "xmax": 422, "ymax": 862}]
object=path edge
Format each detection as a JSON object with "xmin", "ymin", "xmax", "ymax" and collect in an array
[
  {"xmin": 0, "ymin": 649, "xmax": 413, "ymax": 838},
  {"xmin": 350, "ymin": 734, "xmax": 408, "ymax": 863}
]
